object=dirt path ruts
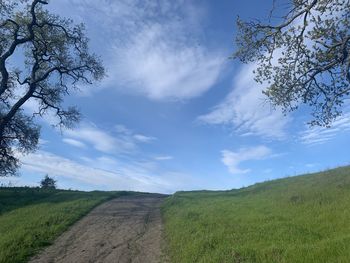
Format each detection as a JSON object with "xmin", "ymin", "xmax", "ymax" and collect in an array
[{"xmin": 30, "ymin": 194, "xmax": 168, "ymax": 263}]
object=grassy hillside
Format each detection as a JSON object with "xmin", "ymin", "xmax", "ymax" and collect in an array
[
  {"xmin": 0, "ymin": 187, "xmax": 127, "ymax": 263},
  {"xmin": 162, "ymin": 166, "xmax": 350, "ymax": 263}
]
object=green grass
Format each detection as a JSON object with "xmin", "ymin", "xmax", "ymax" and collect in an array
[
  {"xmin": 0, "ymin": 187, "xmax": 128, "ymax": 263},
  {"xmin": 162, "ymin": 166, "xmax": 350, "ymax": 263}
]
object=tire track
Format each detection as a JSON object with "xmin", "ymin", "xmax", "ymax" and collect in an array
[{"xmin": 30, "ymin": 194, "xmax": 167, "ymax": 263}]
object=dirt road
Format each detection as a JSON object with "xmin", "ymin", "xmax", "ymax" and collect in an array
[{"xmin": 30, "ymin": 194, "xmax": 168, "ymax": 263}]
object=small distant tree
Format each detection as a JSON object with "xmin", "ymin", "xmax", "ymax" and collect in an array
[{"xmin": 40, "ymin": 174, "xmax": 56, "ymax": 189}]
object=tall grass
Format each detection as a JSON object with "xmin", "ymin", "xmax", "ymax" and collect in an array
[
  {"xmin": 162, "ymin": 166, "xmax": 350, "ymax": 263},
  {"xmin": 0, "ymin": 188, "xmax": 125, "ymax": 263}
]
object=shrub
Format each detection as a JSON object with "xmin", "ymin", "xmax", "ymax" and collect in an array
[{"xmin": 40, "ymin": 175, "xmax": 57, "ymax": 189}]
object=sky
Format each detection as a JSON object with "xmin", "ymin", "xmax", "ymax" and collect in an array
[{"xmin": 2, "ymin": 0, "xmax": 350, "ymax": 193}]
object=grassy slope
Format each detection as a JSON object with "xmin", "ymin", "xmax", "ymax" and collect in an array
[
  {"xmin": 0, "ymin": 188, "xmax": 127, "ymax": 263},
  {"xmin": 163, "ymin": 166, "xmax": 350, "ymax": 263}
]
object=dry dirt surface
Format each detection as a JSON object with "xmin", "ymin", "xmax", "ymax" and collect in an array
[{"xmin": 30, "ymin": 194, "xmax": 168, "ymax": 263}]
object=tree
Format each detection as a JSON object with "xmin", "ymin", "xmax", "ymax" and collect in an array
[
  {"xmin": 0, "ymin": 0, "xmax": 105, "ymax": 176},
  {"xmin": 40, "ymin": 174, "xmax": 56, "ymax": 189},
  {"xmin": 233, "ymin": 0, "xmax": 350, "ymax": 126}
]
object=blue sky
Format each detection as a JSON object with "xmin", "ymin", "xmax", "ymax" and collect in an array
[{"xmin": 2, "ymin": 0, "xmax": 350, "ymax": 193}]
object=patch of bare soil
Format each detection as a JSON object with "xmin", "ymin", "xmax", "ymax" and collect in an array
[{"xmin": 30, "ymin": 194, "xmax": 168, "ymax": 263}]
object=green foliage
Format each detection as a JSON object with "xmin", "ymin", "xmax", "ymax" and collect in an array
[
  {"xmin": 0, "ymin": 187, "xmax": 125, "ymax": 263},
  {"xmin": 40, "ymin": 174, "xmax": 56, "ymax": 189},
  {"xmin": 163, "ymin": 166, "xmax": 350, "ymax": 263},
  {"xmin": 234, "ymin": 0, "xmax": 350, "ymax": 127},
  {"xmin": 0, "ymin": 0, "xmax": 105, "ymax": 176}
]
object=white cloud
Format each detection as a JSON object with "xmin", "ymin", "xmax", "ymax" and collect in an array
[
  {"xmin": 38, "ymin": 138, "xmax": 49, "ymax": 145},
  {"xmin": 18, "ymin": 150, "xmax": 188, "ymax": 193},
  {"xmin": 112, "ymin": 24, "xmax": 224, "ymax": 100},
  {"xmin": 114, "ymin": 124, "xmax": 132, "ymax": 135},
  {"xmin": 300, "ymin": 112, "xmax": 350, "ymax": 145},
  {"xmin": 154, "ymin": 155, "xmax": 173, "ymax": 161},
  {"xmin": 305, "ymin": 163, "xmax": 318, "ymax": 168},
  {"xmin": 64, "ymin": 123, "xmax": 156, "ymax": 154},
  {"xmin": 221, "ymin": 145, "xmax": 273, "ymax": 174},
  {"xmin": 62, "ymin": 138, "xmax": 86, "ymax": 149},
  {"xmin": 198, "ymin": 63, "xmax": 290, "ymax": 139},
  {"xmin": 51, "ymin": 0, "xmax": 224, "ymax": 101},
  {"xmin": 65, "ymin": 124, "xmax": 135, "ymax": 154},
  {"xmin": 133, "ymin": 134, "xmax": 156, "ymax": 143}
]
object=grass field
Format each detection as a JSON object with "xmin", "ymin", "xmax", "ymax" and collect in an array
[
  {"xmin": 162, "ymin": 166, "xmax": 350, "ymax": 263},
  {"xmin": 0, "ymin": 187, "xmax": 127, "ymax": 263}
]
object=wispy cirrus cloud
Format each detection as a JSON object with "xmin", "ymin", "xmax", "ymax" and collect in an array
[
  {"xmin": 51, "ymin": 0, "xmax": 225, "ymax": 101},
  {"xmin": 221, "ymin": 145, "xmax": 273, "ymax": 174},
  {"xmin": 198, "ymin": 63, "xmax": 290, "ymax": 139},
  {"xmin": 154, "ymin": 155, "xmax": 173, "ymax": 161},
  {"xmin": 300, "ymin": 112, "xmax": 350, "ymax": 145},
  {"xmin": 112, "ymin": 24, "xmax": 224, "ymax": 100},
  {"xmin": 63, "ymin": 123, "xmax": 156, "ymax": 154},
  {"xmin": 62, "ymin": 138, "xmax": 87, "ymax": 149},
  {"xmin": 18, "ymin": 150, "xmax": 190, "ymax": 193},
  {"xmin": 65, "ymin": 124, "xmax": 134, "ymax": 154},
  {"xmin": 133, "ymin": 134, "xmax": 156, "ymax": 143}
]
